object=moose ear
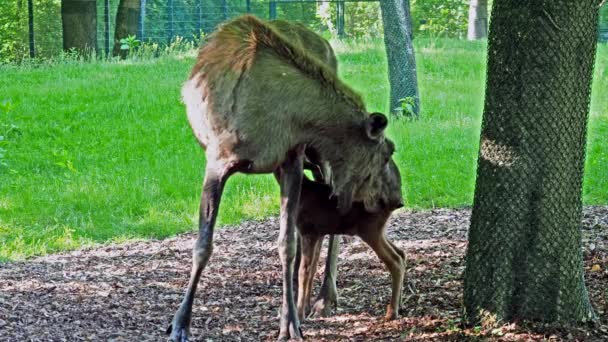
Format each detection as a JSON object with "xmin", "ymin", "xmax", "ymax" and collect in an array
[{"xmin": 365, "ymin": 113, "xmax": 388, "ymax": 140}]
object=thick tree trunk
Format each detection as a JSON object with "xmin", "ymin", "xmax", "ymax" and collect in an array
[
  {"xmin": 112, "ymin": 0, "xmax": 141, "ymax": 57},
  {"xmin": 379, "ymin": 0, "xmax": 420, "ymax": 117},
  {"xmin": 61, "ymin": 0, "xmax": 97, "ymax": 54},
  {"xmin": 464, "ymin": 0, "xmax": 602, "ymax": 325},
  {"xmin": 467, "ymin": 0, "xmax": 488, "ymax": 40}
]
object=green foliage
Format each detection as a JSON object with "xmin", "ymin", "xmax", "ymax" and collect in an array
[
  {"xmin": 396, "ymin": 97, "xmax": 418, "ymax": 118},
  {"xmin": 119, "ymin": 35, "xmax": 141, "ymax": 52},
  {"xmin": 412, "ymin": 0, "xmax": 469, "ymax": 38},
  {"xmin": 0, "ymin": 0, "xmax": 62, "ymax": 62},
  {"xmin": 0, "ymin": 0, "xmax": 27, "ymax": 63},
  {"xmin": 345, "ymin": 2, "xmax": 383, "ymax": 39},
  {"xmin": 0, "ymin": 39, "xmax": 607, "ymax": 261},
  {"xmin": 329, "ymin": 2, "xmax": 383, "ymax": 39},
  {"xmin": 1, "ymin": 0, "xmax": 603, "ymax": 61}
]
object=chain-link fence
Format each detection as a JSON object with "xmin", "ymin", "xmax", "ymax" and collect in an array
[
  {"xmin": 3, "ymin": 0, "xmax": 388, "ymax": 61},
  {"xmin": 2, "ymin": 0, "xmax": 607, "ymax": 62}
]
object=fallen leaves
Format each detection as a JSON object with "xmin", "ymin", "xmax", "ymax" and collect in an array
[{"xmin": 0, "ymin": 207, "xmax": 606, "ymax": 341}]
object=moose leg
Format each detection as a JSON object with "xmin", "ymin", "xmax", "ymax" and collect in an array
[
  {"xmin": 297, "ymin": 234, "xmax": 321, "ymax": 320},
  {"xmin": 359, "ymin": 233, "xmax": 405, "ymax": 320},
  {"xmin": 311, "ymin": 235, "xmax": 340, "ymax": 317},
  {"xmin": 168, "ymin": 164, "xmax": 230, "ymax": 342},
  {"xmin": 276, "ymin": 145, "xmax": 305, "ymax": 340},
  {"xmin": 388, "ymin": 240, "xmax": 406, "ymax": 260},
  {"xmin": 293, "ymin": 233, "xmax": 301, "ymax": 300}
]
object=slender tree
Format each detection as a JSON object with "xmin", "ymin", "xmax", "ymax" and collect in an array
[
  {"xmin": 379, "ymin": 0, "xmax": 420, "ymax": 117},
  {"xmin": 467, "ymin": 0, "xmax": 488, "ymax": 40},
  {"xmin": 61, "ymin": 0, "xmax": 97, "ymax": 54},
  {"xmin": 464, "ymin": 0, "xmax": 602, "ymax": 325},
  {"xmin": 112, "ymin": 0, "xmax": 141, "ymax": 57}
]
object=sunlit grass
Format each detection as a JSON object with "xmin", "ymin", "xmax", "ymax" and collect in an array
[{"xmin": 0, "ymin": 39, "xmax": 606, "ymax": 260}]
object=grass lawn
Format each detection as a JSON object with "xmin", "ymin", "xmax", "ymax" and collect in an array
[{"xmin": 1, "ymin": 39, "xmax": 607, "ymax": 260}]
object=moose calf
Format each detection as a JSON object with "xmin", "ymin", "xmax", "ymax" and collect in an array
[{"xmin": 294, "ymin": 154, "xmax": 406, "ymax": 321}]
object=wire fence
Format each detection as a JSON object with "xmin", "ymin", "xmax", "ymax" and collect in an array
[
  {"xmin": 13, "ymin": 0, "xmax": 386, "ymax": 60},
  {"xmin": 3, "ymin": 0, "xmax": 608, "ymax": 61}
]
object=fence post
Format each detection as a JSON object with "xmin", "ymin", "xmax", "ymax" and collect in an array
[
  {"xmin": 139, "ymin": 0, "xmax": 146, "ymax": 41},
  {"xmin": 27, "ymin": 0, "xmax": 35, "ymax": 58},
  {"xmin": 337, "ymin": 1, "xmax": 345, "ymax": 38},
  {"xmin": 196, "ymin": 0, "xmax": 202, "ymax": 34},
  {"xmin": 221, "ymin": 0, "xmax": 228, "ymax": 20},
  {"xmin": 104, "ymin": 0, "xmax": 110, "ymax": 57},
  {"xmin": 269, "ymin": 1, "xmax": 276, "ymax": 20},
  {"xmin": 246, "ymin": 0, "xmax": 251, "ymax": 13},
  {"xmin": 167, "ymin": 0, "xmax": 174, "ymax": 44}
]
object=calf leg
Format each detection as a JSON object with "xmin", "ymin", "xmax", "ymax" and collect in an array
[
  {"xmin": 297, "ymin": 234, "xmax": 321, "ymax": 320},
  {"xmin": 311, "ymin": 235, "xmax": 340, "ymax": 317},
  {"xmin": 359, "ymin": 233, "xmax": 405, "ymax": 320},
  {"xmin": 276, "ymin": 145, "xmax": 306, "ymax": 340},
  {"xmin": 168, "ymin": 163, "xmax": 231, "ymax": 342}
]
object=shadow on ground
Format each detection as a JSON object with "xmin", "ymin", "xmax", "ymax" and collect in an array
[{"xmin": 1, "ymin": 208, "xmax": 606, "ymax": 341}]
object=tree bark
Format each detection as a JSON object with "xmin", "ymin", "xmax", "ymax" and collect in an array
[
  {"xmin": 464, "ymin": 0, "xmax": 602, "ymax": 325},
  {"xmin": 61, "ymin": 0, "xmax": 97, "ymax": 54},
  {"xmin": 112, "ymin": 0, "xmax": 141, "ymax": 57},
  {"xmin": 467, "ymin": 0, "xmax": 488, "ymax": 40},
  {"xmin": 379, "ymin": 0, "xmax": 420, "ymax": 117}
]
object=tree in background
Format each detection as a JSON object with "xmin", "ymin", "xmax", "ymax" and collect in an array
[
  {"xmin": 466, "ymin": 0, "xmax": 487, "ymax": 40},
  {"xmin": 464, "ymin": 0, "xmax": 602, "ymax": 325},
  {"xmin": 379, "ymin": 0, "xmax": 420, "ymax": 117},
  {"xmin": 61, "ymin": 0, "xmax": 97, "ymax": 54},
  {"xmin": 112, "ymin": 0, "xmax": 141, "ymax": 57}
]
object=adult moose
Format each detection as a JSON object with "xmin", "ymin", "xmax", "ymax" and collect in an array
[{"xmin": 168, "ymin": 15, "xmax": 393, "ymax": 341}]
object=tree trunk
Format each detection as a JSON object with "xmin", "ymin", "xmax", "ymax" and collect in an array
[
  {"xmin": 61, "ymin": 0, "xmax": 97, "ymax": 54},
  {"xmin": 467, "ymin": 0, "xmax": 488, "ymax": 40},
  {"xmin": 112, "ymin": 0, "xmax": 141, "ymax": 57},
  {"xmin": 464, "ymin": 0, "xmax": 602, "ymax": 325},
  {"xmin": 379, "ymin": 0, "xmax": 420, "ymax": 117}
]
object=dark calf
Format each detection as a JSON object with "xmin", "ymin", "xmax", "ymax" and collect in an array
[{"xmin": 295, "ymin": 158, "xmax": 405, "ymax": 320}]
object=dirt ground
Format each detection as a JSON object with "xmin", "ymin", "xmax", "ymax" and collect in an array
[{"xmin": 1, "ymin": 207, "xmax": 606, "ymax": 341}]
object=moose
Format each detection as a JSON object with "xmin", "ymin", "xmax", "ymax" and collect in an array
[
  {"xmin": 273, "ymin": 19, "xmax": 407, "ymax": 322},
  {"xmin": 169, "ymin": 15, "xmax": 395, "ymax": 341},
  {"xmin": 292, "ymin": 148, "xmax": 406, "ymax": 321}
]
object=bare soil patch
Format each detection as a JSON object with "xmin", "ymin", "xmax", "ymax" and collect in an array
[{"xmin": 1, "ymin": 207, "xmax": 606, "ymax": 341}]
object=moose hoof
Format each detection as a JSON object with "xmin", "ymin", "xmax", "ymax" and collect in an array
[
  {"xmin": 384, "ymin": 306, "xmax": 400, "ymax": 321},
  {"xmin": 278, "ymin": 319, "xmax": 304, "ymax": 341},
  {"xmin": 310, "ymin": 297, "xmax": 337, "ymax": 318},
  {"xmin": 167, "ymin": 324, "xmax": 189, "ymax": 342}
]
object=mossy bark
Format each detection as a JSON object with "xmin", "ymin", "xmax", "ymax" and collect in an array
[{"xmin": 464, "ymin": 0, "xmax": 602, "ymax": 325}]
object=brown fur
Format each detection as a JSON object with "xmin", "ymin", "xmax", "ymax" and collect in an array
[
  {"xmin": 173, "ymin": 15, "xmax": 394, "ymax": 341},
  {"xmin": 191, "ymin": 15, "xmax": 354, "ymax": 108},
  {"xmin": 295, "ymin": 159, "xmax": 405, "ymax": 320},
  {"xmin": 269, "ymin": 20, "xmax": 338, "ymax": 71},
  {"xmin": 183, "ymin": 14, "xmax": 393, "ymax": 211}
]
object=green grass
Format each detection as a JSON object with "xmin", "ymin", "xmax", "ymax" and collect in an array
[{"xmin": 0, "ymin": 39, "xmax": 606, "ymax": 261}]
